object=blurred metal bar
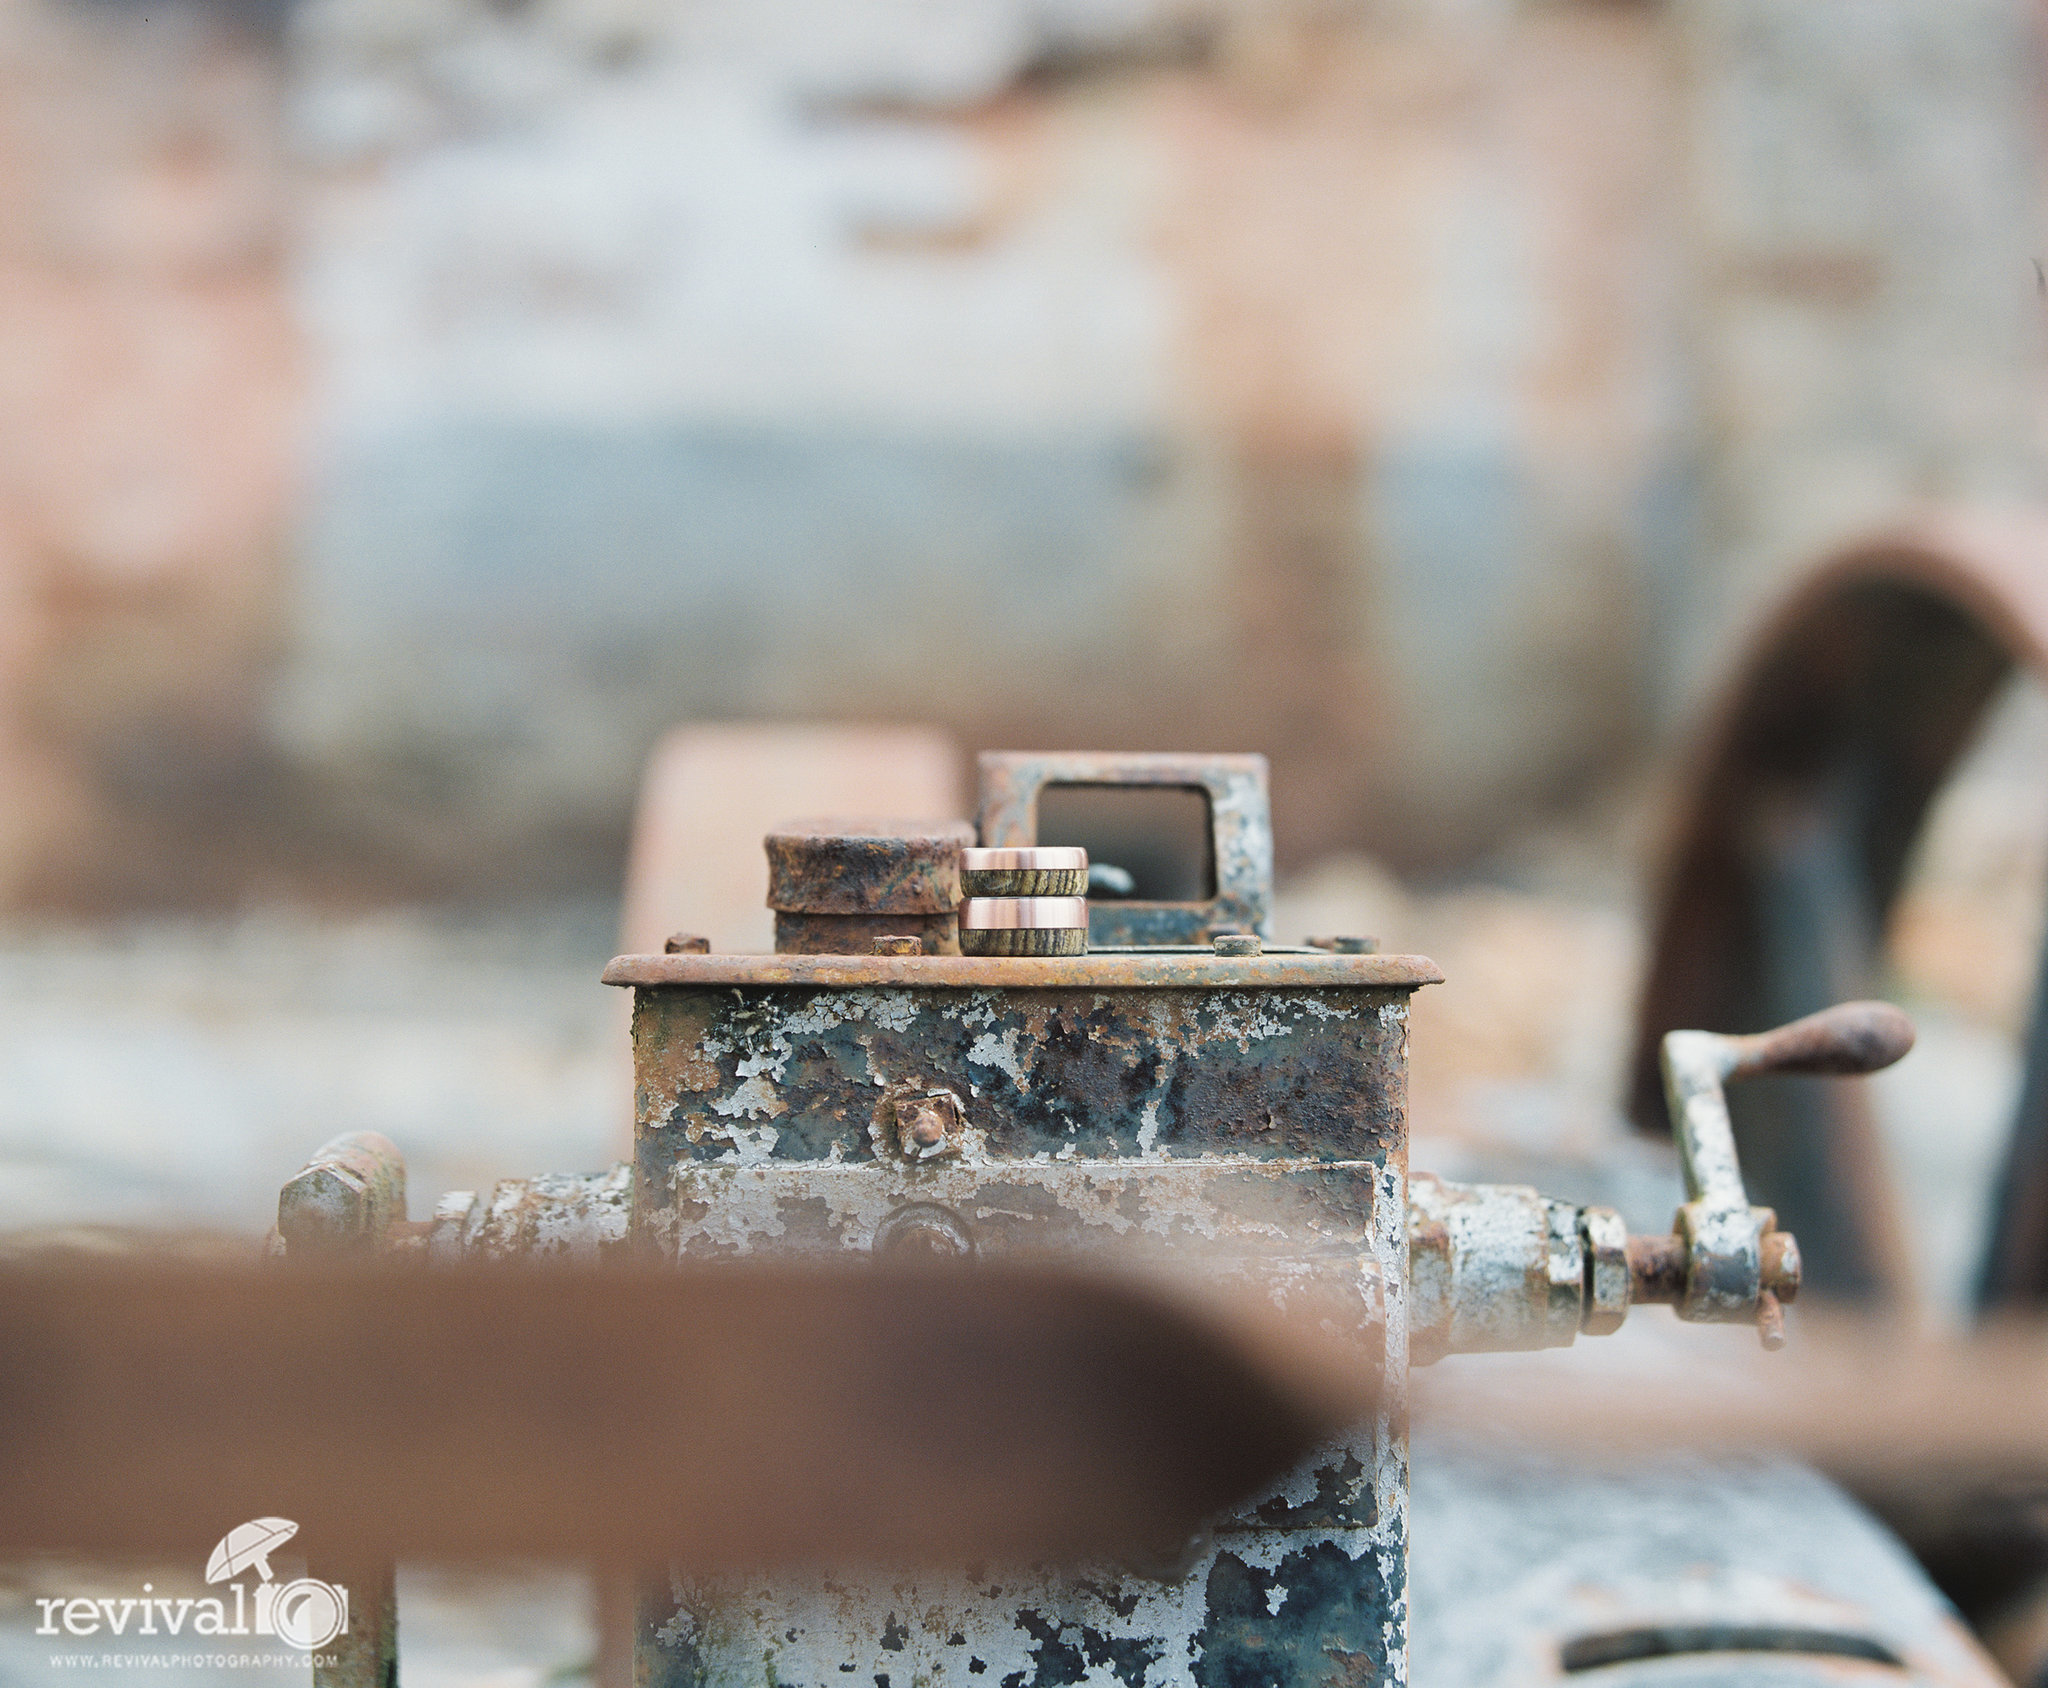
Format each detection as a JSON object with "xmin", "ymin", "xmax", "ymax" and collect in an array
[{"xmin": 0, "ymin": 1255, "xmax": 1368, "ymax": 1570}]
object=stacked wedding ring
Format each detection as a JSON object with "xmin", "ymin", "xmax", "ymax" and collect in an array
[{"xmin": 959, "ymin": 847, "xmax": 1089, "ymax": 955}]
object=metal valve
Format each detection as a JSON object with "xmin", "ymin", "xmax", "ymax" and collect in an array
[{"xmin": 1408, "ymin": 1000, "xmax": 1914, "ymax": 1364}]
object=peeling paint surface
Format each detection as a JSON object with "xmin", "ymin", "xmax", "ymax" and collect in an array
[
  {"xmin": 628, "ymin": 967, "xmax": 1419, "ymax": 1687},
  {"xmin": 641, "ymin": 1523, "xmax": 1405, "ymax": 1688},
  {"xmin": 1406, "ymin": 1173, "xmax": 1583, "ymax": 1365},
  {"xmin": 464, "ymin": 1163, "xmax": 633, "ymax": 1261},
  {"xmin": 632, "ymin": 986, "xmax": 1408, "ymax": 1173}
]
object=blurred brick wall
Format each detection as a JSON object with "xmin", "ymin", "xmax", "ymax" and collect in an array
[
  {"xmin": 0, "ymin": 0, "xmax": 300, "ymax": 905},
  {"xmin": 0, "ymin": 0, "xmax": 2038, "ymax": 907},
  {"xmin": 1665, "ymin": 0, "xmax": 2048, "ymax": 717},
  {"xmin": 275, "ymin": 0, "xmax": 1679, "ymax": 890}
]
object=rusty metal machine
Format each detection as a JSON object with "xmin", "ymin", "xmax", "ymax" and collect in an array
[{"xmin": 275, "ymin": 750, "xmax": 1929, "ymax": 1688}]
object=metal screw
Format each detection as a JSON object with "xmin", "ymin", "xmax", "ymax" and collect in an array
[
  {"xmin": 1213, "ymin": 933, "xmax": 1262, "ymax": 957},
  {"xmin": 873, "ymin": 935, "xmax": 923, "ymax": 956},
  {"xmin": 664, "ymin": 933, "xmax": 711, "ymax": 954}
]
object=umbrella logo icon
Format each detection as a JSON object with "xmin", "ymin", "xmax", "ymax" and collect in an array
[
  {"xmin": 205, "ymin": 1518, "xmax": 297, "ymax": 1585},
  {"xmin": 204, "ymin": 1518, "xmax": 350, "ymax": 1650}
]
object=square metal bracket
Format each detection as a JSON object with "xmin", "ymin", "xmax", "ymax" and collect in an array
[{"xmin": 975, "ymin": 752, "xmax": 1273, "ymax": 947}]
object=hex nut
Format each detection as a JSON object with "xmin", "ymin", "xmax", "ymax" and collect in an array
[{"xmin": 1580, "ymin": 1205, "xmax": 1630, "ymax": 1336}]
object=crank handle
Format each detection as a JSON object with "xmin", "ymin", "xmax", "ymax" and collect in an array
[
  {"xmin": 1405, "ymin": 1003, "xmax": 1911, "ymax": 1363},
  {"xmin": 1654, "ymin": 1001, "xmax": 1912, "ymax": 1347}
]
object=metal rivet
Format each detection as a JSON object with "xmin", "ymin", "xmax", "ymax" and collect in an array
[
  {"xmin": 1213, "ymin": 933, "xmax": 1262, "ymax": 957},
  {"xmin": 873, "ymin": 935, "xmax": 923, "ymax": 956},
  {"xmin": 896, "ymin": 1091, "xmax": 962, "ymax": 1159},
  {"xmin": 664, "ymin": 933, "xmax": 711, "ymax": 954}
]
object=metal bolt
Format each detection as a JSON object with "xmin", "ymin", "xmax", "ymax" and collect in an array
[
  {"xmin": 896, "ymin": 1091, "xmax": 962, "ymax": 1159},
  {"xmin": 1756, "ymin": 1289, "xmax": 1787, "ymax": 1350},
  {"xmin": 1213, "ymin": 933, "xmax": 1262, "ymax": 957},
  {"xmin": 278, "ymin": 1132, "xmax": 407, "ymax": 1257},
  {"xmin": 664, "ymin": 933, "xmax": 711, "ymax": 954},
  {"xmin": 873, "ymin": 935, "xmax": 923, "ymax": 956}
]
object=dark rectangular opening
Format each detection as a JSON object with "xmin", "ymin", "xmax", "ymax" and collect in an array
[
  {"xmin": 1035, "ymin": 783, "xmax": 1215, "ymax": 903},
  {"xmin": 1560, "ymin": 1626, "xmax": 1904, "ymax": 1673}
]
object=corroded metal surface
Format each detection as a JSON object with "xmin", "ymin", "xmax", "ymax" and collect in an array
[
  {"xmin": 656, "ymin": 1160, "xmax": 1389, "ymax": 1279},
  {"xmin": 603, "ymin": 951, "xmax": 1440, "ymax": 990},
  {"xmin": 627, "ymin": 984, "xmax": 1412, "ymax": 1169},
  {"xmin": 976, "ymin": 752, "xmax": 1273, "ymax": 948},
  {"xmin": 456, "ymin": 1165, "xmax": 634, "ymax": 1262},
  {"xmin": 624, "ymin": 945, "xmax": 1424, "ymax": 1687},
  {"xmin": 774, "ymin": 910, "xmax": 961, "ymax": 956},
  {"xmin": 1407, "ymin": 1173, "xmax": 1588, "ymax": 1366},
  {"xmin": 637, "ymin": 1512, "xmax": 1408, "ymax": 1688},
  {"xmin": 765, "ymin": 819, "xmax": 974, "ymax": 915}
]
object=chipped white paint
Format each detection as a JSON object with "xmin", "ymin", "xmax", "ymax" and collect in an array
[
  {"xmin": 1407, "ymin": 1172, "xmax": 1585, "ymax": 1363},
  {"xmin": 1136, "ymin": 1100, "xmax": 1162, "ymax": 1158},
  {"xmin": 710, "ymin": 1073, "xmax": 788, "ymax": 1122},
  {"xmin": 668, "ymin": 1503, "xmax": 1401, "ymax": 1688},
  {"xmin": 465, "ymin": 1163, "xmax": 632, "ymax": 1261},
  {"xmin": 966, "ymin": 1027, "xmax": 1031, "ymax": 1091}
]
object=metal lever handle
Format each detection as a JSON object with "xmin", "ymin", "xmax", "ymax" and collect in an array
[
  {"xmin": 1654, "ymin": 1001, "xmax": 1914, "ymax": 1348},
  {"xmin": 1403, "ymin": 1003, "xmax": 1915, "ymax": 1365},
  {"xmin": 1718, "ymin": 1000, "xmax": 1918, "ymax": 1080}
]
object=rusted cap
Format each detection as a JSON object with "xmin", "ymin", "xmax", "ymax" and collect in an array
[{"xmin": 765, "ymin": 819, "xmax": 975, "ymax": 915}]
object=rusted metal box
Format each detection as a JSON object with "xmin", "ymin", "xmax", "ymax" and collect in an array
[{"xmin": 604, "ymin": 941, "xmax": 1440, "ymax": 1688}]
